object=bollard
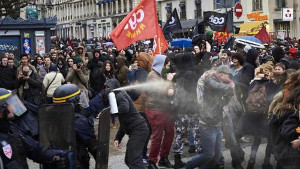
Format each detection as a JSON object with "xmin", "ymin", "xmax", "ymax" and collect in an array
[{"xmin": 96, "ymin": 107, "xmax": 111, "ymax": 169}]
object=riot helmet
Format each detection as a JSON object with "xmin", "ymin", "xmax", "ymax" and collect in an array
[
  {"xmin": 0, "ymin": 88, "xmax": 27, "ymax": 118},
  {"xmin": 53, "ymin": 84, "xmax": 88, "ymax": 107}
]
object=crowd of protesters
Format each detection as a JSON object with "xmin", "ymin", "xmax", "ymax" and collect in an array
[{"xmin": 1, "ymin": 36, "xmax": 300, "ymax": 169}]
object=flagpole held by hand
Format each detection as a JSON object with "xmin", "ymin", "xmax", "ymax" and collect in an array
[{"xmin": 158, "ymin": 37, "xmax": 161, "ymax": 55}]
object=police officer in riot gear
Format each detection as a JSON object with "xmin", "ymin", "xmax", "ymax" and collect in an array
[
  {"xmin": 0, "ymin": 88, "xmax": 68, "ymax": 169},
  {"xmin": 53, "ymin": 84, "xmax": 104, "ymax": 168},
  {"xmin": 103, "ymin": 78, "xmax": 149, "ymax": 169}
]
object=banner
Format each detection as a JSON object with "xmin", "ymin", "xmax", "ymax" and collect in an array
[
  {"xmin": 162, "ymin": 8, "xmax": 182, "ymax": 33},
  {"xmin": 22, "ymin": 38, "xmax": 31, "ymax": 54},
  {"xmin": 153, "ymin": 22, "xmax": 168, "ymax": 56},
  {"xmin": 110, "ymin": 0, "xmax": 157, "ymax": 50},
  {"xmin": 255, "ymin": 26, "xmax": 270, "ymax": 43},
  {"xmin": 204, "ymin": 11, "xmax": 227, "ymax": 32},
  {"xmin": 35, "ymin": 36, "xmax": 45, "ymax": 56},
  {"xmin": 192, "ymin": 19, "xmax": 199, "ymax": 37}
]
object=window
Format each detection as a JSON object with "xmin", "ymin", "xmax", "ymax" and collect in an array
[
  {"xmin": 277, "ymin": 0, "xmax": 286, "ymax": 8},
  {"xmin": 253, "ymin": 0, "xmax": 262, "ymax": 11},
  {"xmin": 214, "ymin": 0, "xmax": 235, "ymax": 9},
  {"xmin": 194, "ymin": 0, "xmax": 201, "ymax": 18},
  {"xmin": 179, "ymin": 2, "xmax": 186, "ymax": 20},
  {"xmin": 165, "ymin": 3, "xmax": 172, "ymax": 13}
]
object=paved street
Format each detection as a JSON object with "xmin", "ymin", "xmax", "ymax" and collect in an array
[
  {"xmin": 28, "ymin": 120, "xmax": 276, "ymax": 168},
  {"xmin": 28, "ymin": 135, "xmax": 276, "ymax": 169}
]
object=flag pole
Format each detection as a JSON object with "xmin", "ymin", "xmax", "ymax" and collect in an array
[{"xmin": 158, "ymin": 36, "xmax": 162, "ymax": 55}]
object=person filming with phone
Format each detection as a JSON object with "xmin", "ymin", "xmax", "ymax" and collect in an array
[{"xmin": 66, "ymin": 57, "xmax": 90, "ymax": 100}]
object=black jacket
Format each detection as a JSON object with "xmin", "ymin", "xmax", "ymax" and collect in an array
[
  {"xmin": 104, "ymin": 79, "xmax": 146, "ymax": 142},
  {"xmin": 269, "ymin": 110, "xmax": 300, "ymax": 165},
  {"xmin": 87, "ymin": 58, "xmax": 105, "ymax": 94},
  {"xmin": 172, "ymin": 53, "xmax": 198, "ymax": 115},
  {"xmin": 0, "ymin": 120, "xmax": 62, "ymax": 169},
  {"xmin": 0, "ymin": 65, "xmax": 17, "ymax": 90},
  {"xmin": 16, "ymin": 72, "xmax": 45, "ymax": 106}
]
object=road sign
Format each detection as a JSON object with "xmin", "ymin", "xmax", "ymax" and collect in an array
[
  {"xmin": 234, "ymin": 3, "xmax": 243, "ymax": 19},
  {"xmin": 282, "ymin": 8, "xmax": 293, "ymax": 21}
]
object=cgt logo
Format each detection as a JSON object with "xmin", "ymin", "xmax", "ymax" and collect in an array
[
  {"xmin": 124, "ymin": 9, "xmax": 145, "ymax": 31},
  {"xmin": 209, "ymin": 15, "xmax": 225, "ymax": 25}
]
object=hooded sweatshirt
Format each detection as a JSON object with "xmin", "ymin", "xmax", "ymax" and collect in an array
[
  {"xmin": 133, "ymin": 52, "xmax": 153, "ymax": 112},
  {"xmin": 116, "ymin": 56, "xmax": 129, "ymax": 86},
  {"xmin": 146, "ymin": 55, "xmax": 172, "ymax": 111},
  {"xmin": 104, "ymin": 79, "xmax": 145, "ymax": 142}
]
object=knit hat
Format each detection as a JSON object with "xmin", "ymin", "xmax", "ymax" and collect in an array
[
  {"xmin": 73, "ymin": 57, "xmax": 83, "ymax": 64},
  {"xmin": 49, "ymin": 63, "xmax": 58, "ymax": 72},
  {"xmin": 216, "ymin": 65, "xmax": 232, "ymax": 75}
]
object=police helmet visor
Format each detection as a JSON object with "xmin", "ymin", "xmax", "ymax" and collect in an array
[{"xmin": 4, "ymin": 94, "xmax": 27, "ymax": 116}]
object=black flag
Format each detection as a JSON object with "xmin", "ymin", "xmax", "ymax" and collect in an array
[
  {"xmin": 204, "ymin": 11, "xmax": 227, "ymax": 32},
  {"xmin": 192, "ymin": 19, "xmax": 199, "ymax": 37},
  {"xmin": 163, "ymin": 8, "xmax": 182, "ymax": 33}
]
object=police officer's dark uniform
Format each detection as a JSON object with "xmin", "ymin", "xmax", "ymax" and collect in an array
[
  {"xmin": 0, "ymin": 88, "xmax": 67, "ymax": 169},
  {"xmin": 53, "ymin": 84, "xmax": 104, "ymax": 168},
  {"xmin": 104, "ymin": 78, "xmax": 149, "ymax": 169}
]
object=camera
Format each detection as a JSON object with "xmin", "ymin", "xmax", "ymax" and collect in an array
[
  {"xmin": 22, "ymin": 71, "xmax": 29, "ymax": 76},
  {"xmin": 76, "ymin": 63, "xmax": 81, "ymax": 69}
]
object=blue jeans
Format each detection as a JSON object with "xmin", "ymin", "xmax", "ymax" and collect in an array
[{"xmin": 186, "ymin": 124, "xmax": 223, "ymax": 169}]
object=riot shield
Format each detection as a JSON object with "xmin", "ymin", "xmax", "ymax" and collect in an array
[
  {"xmin": 38, "ymin": 103, "xmax": 76, "ymax": 169},
  {"xmin": 96, "ymin": 107, "xmax": 111, "ymax": 169}
]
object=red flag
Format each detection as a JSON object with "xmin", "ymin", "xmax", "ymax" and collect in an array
[
  {"xmin": 152, "ymin": 23, "xmax": 168, "ymax": 56},
  {"xmin": 255, "ymin": 26, "xmax": 270, "ymax": 44},
  {"xmin": 67, "ymin": 38, "xmax": 74, "ymax": 50},
  {"xmin": 110, "ymin": 0, "xmax": 157, "ymax": 50}
]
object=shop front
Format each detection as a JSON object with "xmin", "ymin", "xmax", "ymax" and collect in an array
[{"xmin": 0, "ymin": 16, "xmax": 57, "ymax": 60}]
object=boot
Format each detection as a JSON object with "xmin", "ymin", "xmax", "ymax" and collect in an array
[
  {"xmin": 87, "ymin": 139, "xmax": 98, "ymax": 159},
  {"xmin": 148, "ymin": 161, "xmax": 158, "ymax": 169},
  {"xmin": 158, "ymin": 156, "xmax": 173, "ymax": 168},
  {"xmin": 174, "ymin": 153, "xmax": 185, "ymax": 169}
]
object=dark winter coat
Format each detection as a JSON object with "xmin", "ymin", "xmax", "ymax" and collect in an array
[
  {"xmin": 87, "ymin": 57, "xmax": 105, "ymax": 94},
  {"xmin": 195, "ymin": 52, "xmax": 212, "ymax": 78},
  {"xmin": 104, "ymin": 79, "xmax": 146, "ymax": 142},
  {"xmin": 172, "ymin": 53, "xmax": 198, "ymax": 116},
  {"xmin": 16, "ymin": 72, "xmax": 45, "ymax": 106},
  {"xmin": 116, "ymin": 57, "xmax": 129, "ymax": 86},
  {"xmin": 0, "ymin": 65, "xmax": 17, "ymax": 90},
  {"xmin": 269, "ymin": 110, "xmax": 300, "ymax": 167}
]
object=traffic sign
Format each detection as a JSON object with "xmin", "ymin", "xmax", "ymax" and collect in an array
[
  {"xmin": 234, "ymin": 3, "xmax": 243, "ymax": 19},
  {"xmin": 282, "ymin": 8, "xmax": 293, "ymax": 21}
]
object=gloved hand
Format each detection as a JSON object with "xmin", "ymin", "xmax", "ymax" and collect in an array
[{"xmin": 52, "ymin": 151, "xmax": 69, "ymax": 169}]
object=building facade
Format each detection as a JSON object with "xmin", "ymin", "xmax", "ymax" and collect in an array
[
  {"xmin": 33, "ymin": 0, "xmax": 300, "ymax": 39},
  {"xmin": 157, "ymin": 0, "xmax": 300, "ymax": 39},
  {"xmin": 34, "ymin": 0, "xmax": 141, "ymax": 39}
]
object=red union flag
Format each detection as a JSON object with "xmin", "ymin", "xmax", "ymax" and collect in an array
[
  {"xmin": 153, "ymin": 23, "xmax": 168, "ymax": 56},
  {"xmin": 110, "ymin": 0, "xmax": 157, "ymax": 50}
]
